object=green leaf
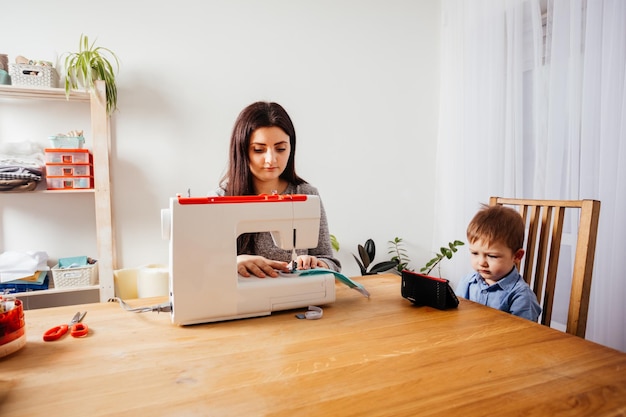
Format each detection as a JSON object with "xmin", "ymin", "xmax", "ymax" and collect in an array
[
  {"xmin": 364, "ymin": 239, "xmax": 376, "ymax": 261},
  {"xmin": 352, "ymin": 254, "xmax": 367, "ymax": 275},
  {"xmin": 357, "ymin": 244, "xmax": 371, "ymax": 268},
  {"xmin": 369, "ymin": 261, "xmax": 399, "ymax": 274}
]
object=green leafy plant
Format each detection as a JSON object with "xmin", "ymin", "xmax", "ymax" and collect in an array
[
  {"xmin": 388, "ymin": 237, "xmax": 412, "ymax": 273},
  {"xmin": 63, "ymin": 34, "xmax": 120, "ymax": 114},
  {"xmin": 420, "ymin": 240, "xmax": 465, "ymax": 276},
  {"xmin": 353, "ymin": 239, "xmax": 398, "ymax": 275},
  {"xmin": 330, "ymin": 234, "xmax": 340, "ymax": 252}
]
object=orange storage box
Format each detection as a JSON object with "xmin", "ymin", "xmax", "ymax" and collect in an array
[
  {"xmin": 46, "ymin": 176, "xmax": 93, "ymax": 190},
  {"xmin": 45, "ymin": 163, "xmax": 92, "ymax": 177},
  {"xmin": 44, "ymin": 148, "xmax": 91, "ymax": 164}
]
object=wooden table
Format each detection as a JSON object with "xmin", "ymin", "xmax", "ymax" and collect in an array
[{"xmin": 2, "ymin": 274, "xmax": 625, "ymax": 416}]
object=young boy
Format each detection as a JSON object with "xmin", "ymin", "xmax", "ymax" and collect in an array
[{"xmin": 456, "ymin": 204, "xmax": 542, "ymax": 322}]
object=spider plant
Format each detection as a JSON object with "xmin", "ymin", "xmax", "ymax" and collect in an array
[{"xmin": 64, "ymin": 34, "xmax": 119, "ymax": 114}]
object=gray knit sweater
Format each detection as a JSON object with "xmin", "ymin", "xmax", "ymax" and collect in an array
[{"xmin": 214, "ymin": 183, "xmax": 341, "ymax": 272}]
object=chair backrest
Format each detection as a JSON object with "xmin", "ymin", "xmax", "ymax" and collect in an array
[{"xmin": 489, "ymin": 197, "xmax": 601, "ymax": 338}]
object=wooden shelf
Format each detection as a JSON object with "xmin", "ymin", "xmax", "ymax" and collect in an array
[
  {"xmin": 0, "ymin": 84, "xmax": 90, "ymax": 102},
  {"xmin": 0, "ymin": 80, "xmax": 115, "ymax": 308},
  {"xmin": 0, "ymin": 189, "xmax": 95, "ymax": 195},
  {"xmin": 14, "ymin": 285, "xmax": 99, "ymax": 297}
]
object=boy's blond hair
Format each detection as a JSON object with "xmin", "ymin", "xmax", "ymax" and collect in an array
[{"xmin": 466, "ymin": 204, "xmax": 525, "ymax": 251}]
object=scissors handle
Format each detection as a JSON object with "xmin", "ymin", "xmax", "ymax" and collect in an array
[
  {"xmin": 43, "ymin": 324, "xmax": 69, "ymax": 342},
  {"xmin": 71, "ymin": 323, "xmax": 89, "ymax": 338}
]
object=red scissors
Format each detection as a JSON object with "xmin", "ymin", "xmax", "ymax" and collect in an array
[{"xmin": 43, "ymin": 311, "xmax": 89, "ymax": 341}]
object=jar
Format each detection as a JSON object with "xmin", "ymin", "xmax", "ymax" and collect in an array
[{"xmin": 0, "ymin": 297, "xmax": 26, "ymax": 358}]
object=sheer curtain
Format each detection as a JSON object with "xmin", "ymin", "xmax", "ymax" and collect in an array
[{"xmin": 435, "ymin": 0, "xmax": 626, "ymax": 352}]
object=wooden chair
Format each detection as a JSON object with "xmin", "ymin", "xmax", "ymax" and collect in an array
[{"xmin": 489, "ymin": 197, "xmax": 601, "ymax": 338}]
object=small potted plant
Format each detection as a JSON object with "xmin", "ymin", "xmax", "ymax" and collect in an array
[
  {"xmin": 63, "ymin": 34, "xmax": 120, "ymax": 114},
  {"xmin": 353, "ymin": 238, "xmax": 399, "ymax": 275},
  {"xmin": 419, "ymin": 240, "xmax": 465, "ymax": 277},
  {"xmin": 388, "ymin": 237, "xmax": 411, "ymax": 274}
]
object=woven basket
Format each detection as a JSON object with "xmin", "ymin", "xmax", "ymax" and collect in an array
[
  {"xmin": 51, "ymin": 262, "xmax": 98, "ymax": 288},
  {"xmin": 9, "ymin": 63, "xmax": 58, "ymax": 88}
]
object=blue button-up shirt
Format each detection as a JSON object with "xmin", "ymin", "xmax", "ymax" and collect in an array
[{"xmin": 455, "ymin": 268, "xmax": 542, "ymax": 322}]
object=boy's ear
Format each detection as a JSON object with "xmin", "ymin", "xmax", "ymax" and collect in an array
[{"xmin": 514, "ymin": 248, "xmax": 525, "ymax": 262}]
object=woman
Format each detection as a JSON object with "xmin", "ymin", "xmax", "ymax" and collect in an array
[{"xmin": 216, "ymin": 101, "xmax": 341, "ymax": 278}]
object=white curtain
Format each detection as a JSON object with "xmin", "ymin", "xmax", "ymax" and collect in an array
[{"xmin": 435, "ymin": 0, "xmax": 626, "ymax": 352}]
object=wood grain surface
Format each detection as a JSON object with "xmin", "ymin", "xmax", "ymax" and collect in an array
[{"xmin": 1, "ymin": 274, "xmax": 625, "ymax": 417}]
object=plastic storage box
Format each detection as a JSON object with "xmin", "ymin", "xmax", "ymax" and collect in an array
[
  {"xmin": 0, "ymin": 298, "xmax": 26, "ymax": 358},
  {"xmin": 48, "ymin": 135, "xmax": 85, "ymax": 149},
  {"xmin": 44, "ymin": 149, "xmax": 91, "ymax": 164},
  {"xmin": 44, "ymin": 149, "xmax": 93, "ymax": 190},
  {"xmin": 46, "ymin": 176, "xmax": 93, "ymax": 190},
  {"xmin": 45, "ymin": 164, "xmax": 92, "ymax": 177}
]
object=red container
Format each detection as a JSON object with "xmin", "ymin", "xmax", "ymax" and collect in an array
[{"xmin": 0, "ymin": 298, "xmax": 26, "ymax": 358}]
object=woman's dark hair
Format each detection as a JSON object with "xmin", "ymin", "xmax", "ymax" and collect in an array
[
  {"xmin": 220, "ymin": 101, "xmax": 306, "ymax": 196},
  {"xmin": 220, "ymin": 102, "xmax": 307, "ymax": 254}
]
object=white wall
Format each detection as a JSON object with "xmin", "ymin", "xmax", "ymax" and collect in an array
[{"xmin": 1, "ymin": 0, "xmax": 441, "ymax": 277}]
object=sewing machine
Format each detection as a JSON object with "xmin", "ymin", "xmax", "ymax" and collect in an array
[{"xmin": 161, "ymin": 194, "xmax": 336, "ymax": 325}]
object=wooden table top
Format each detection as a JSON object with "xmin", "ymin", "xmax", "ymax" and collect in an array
[{"xmin": 1, "ymin": 274, "xmax": 625, "ymax": 417}]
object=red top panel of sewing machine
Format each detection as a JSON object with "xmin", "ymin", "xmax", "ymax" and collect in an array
[{"xmin": 177, "ymin": 194, "xmax": 310, "ymax": 205}]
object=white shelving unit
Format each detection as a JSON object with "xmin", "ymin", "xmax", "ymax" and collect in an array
[{"xmin": 0, "ymin": 80, "xmax": 115, "ymax": 308}]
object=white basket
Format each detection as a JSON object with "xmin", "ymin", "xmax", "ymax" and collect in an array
[
  {"xmin": 51, "ymin": 262, "xmax": 99, "ymax": 288},
  {"xmin": 8, "ymin": 63, "xmax": 59, "ymax": 88}
]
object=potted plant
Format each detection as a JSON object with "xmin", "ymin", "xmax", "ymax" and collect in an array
[
  {"xmin": 419, "ymin": 240, "xmax": 465, "ymax": 276},
  {"xmin": 353, "ymin": 239, "xmax": 399, "ymax": 275},
  {"xmin": 63, "ymin": 34, "xmax": 120, "ymax": 114},
  {"xmin": 388, "ymin": 237, "xmax": 411, "ymax": 274}
]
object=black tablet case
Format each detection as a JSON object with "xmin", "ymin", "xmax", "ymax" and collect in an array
[{"xmin": 401, "ymin": 270, "xmax": 459, "ymax": 310}]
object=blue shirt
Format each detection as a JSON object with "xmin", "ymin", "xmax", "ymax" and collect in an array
[{"xmin": 455, "ymin": 268, "xmax": 542, "ymax": 322}]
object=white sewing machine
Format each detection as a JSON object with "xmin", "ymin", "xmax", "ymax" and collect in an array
[{"xmin": 161, "ymin": 194, "xmax": 336, "ymax": 325}]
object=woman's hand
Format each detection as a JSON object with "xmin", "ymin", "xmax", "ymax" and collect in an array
[
  {"xmin": 294, "ymin": 255, "xmax": 329, "ymax": 271},
  {"xmin": 237, "ymin": 255, "xmax": 289, "ymax": 278}
]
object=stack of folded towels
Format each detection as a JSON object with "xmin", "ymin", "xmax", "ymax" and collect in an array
[{"xmin": 0, "ymin": 142, "xmax": 44, "ymax": 192}]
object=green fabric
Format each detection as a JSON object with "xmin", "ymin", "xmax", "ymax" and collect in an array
[{"xmin": 297, "ymin": 268, "xmax": 370, "ymax": 298}]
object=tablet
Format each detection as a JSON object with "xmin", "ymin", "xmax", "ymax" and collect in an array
[{"xmin": 401, "ymin": 270, "xmax": 459, "ymax": 310}]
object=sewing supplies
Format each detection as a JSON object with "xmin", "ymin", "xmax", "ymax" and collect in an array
[
  {"xmin": 0, "ymin": 295, "xmax": 26, "ymax": 358},
  {"xmin": 295, "ymin": 305, "xmax": 323, "ymax": 320},
  {"xmin": 43, "ymin": 311, "xmax": 88, "ymax": 341}
]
